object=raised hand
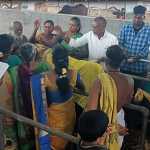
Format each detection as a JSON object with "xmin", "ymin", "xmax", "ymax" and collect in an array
[{"xmin": 34, "ymin": 18, "xmax": 41, "ymax": 30}]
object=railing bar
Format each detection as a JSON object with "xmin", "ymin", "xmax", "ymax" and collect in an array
[
  {"xmin": 0, "ymin": 106, "xmax": 79, "ymax": 144},
  {"xmin": 0, "ymin": 113, "xmax": 4, "ymax": 150}
]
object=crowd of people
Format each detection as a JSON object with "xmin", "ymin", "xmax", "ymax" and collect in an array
[{"xmin": 0, "ymin": 4, "xmax": 150, "ymax": 150}]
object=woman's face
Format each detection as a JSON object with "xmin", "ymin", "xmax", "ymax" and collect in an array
[
  {"xmin": 44, "ymin": 22, "xmax": 54, "ymax": 34},
  {"xmin": 69, "ymin": 20, "xmax": 79, "ymax": 33}
]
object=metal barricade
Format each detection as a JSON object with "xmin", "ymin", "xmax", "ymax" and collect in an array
[
  {"xmin": 0, "ymin": 106, "xmax": 80, "ymax": 150},
  {"xmin": 122, "ymin": 104, "xmax": 149, "ymax": 150}
]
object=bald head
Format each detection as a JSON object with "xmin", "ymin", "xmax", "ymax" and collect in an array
[
  {"xmin": 95, "ymin": 17, "xmax": 107, "ymax": 27},
  {"xmin": 12, "ymin": 21, "xmax": 23, "ymax": 36},
  {"xmin": 92, "ymin": 16, "xmax": 107, "ymax": 37}
]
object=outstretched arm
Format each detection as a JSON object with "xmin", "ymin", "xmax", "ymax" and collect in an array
[
  {"xmin": 67, "ymin": 32, "xmax": 88, "ymax": 48},
  {"xmin": 86, "ymin": 78, "xmax": 101, "ymax": 111},
  {"xmin": 29, "ymin": 19, "xmax": 41, "ymax": 43}
]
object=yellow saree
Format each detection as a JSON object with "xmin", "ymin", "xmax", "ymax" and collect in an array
[
  {"xmin": 44, "ymin": 70, "xmax": 78, "ymax": 150},
  {"xmin": 48, "ymin": 100, "xmax": 75, "ymax": 150},
  {"xmin": 42, "ymin": 49, "xmax": 104, "ymax": 108},
  {"xmin": 135, "ymin": 88, "xmax": 150, "ymax": 102},
  {"xmin": 97, "ymin": 72, "xmax": 120, "ymax": 150},
  {"xmin": 35, "ymin": 43, "xmax": 51, "ymax": 59},
  {"xmin": 0, "ymin": 72, "xmax": 17, "ymax": 150},
  {"xmin": 72, "ymin": 60, "xmax": 104, "ymax": 108}
]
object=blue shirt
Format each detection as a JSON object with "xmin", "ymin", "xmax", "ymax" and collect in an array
[{"xmin": 119, "ymin": 23, "xmax": 150, "ymax": 74}]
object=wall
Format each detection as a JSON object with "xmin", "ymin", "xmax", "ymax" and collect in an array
[
  {"xmin": 1, "ymin": 9, "xmax": 150, "ymax": 62},
  {"xmin": 0, "ymin": 9, "xmax": 131, "ymax": 38}
]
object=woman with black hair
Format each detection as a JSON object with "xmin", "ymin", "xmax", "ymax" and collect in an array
[
  {"xmin": 18, "ymin": 43, "xmax": 50, "ymax": 149},
  {"xmin": 0, "ymin": 34, "xmax": 22, "ymax": 68},
  {"xmin": 65, "ymin": 17, "xmax": 82, "ymax": 38},
  {"xmin": 59, "ymin": 17, "xmax": 88, "ymax": 59},
  {"xmin": 44, "ymin": 44, "xmax": 84, "ymax": 150},
  {"xmin": 19, "ymin": 43, "xmax": 50, "ymax": 118}
]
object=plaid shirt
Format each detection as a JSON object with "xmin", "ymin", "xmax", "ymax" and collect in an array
[{"xmin": 119, "ymin": 23, "xmax": 150, "ymax": 74}]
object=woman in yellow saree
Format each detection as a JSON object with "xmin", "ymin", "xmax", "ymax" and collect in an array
[
  {"xmin": 61, "ymin": 17, "xmax": 88, "ymax": 59},
  {"xmin": 86, "ymin": 45, "xmax": 134, "ymax": 150},
  {"xmin": 42, "ymin": 48, "xmax": 104, "ymax": 107},
  {"xmin": 44, "ymin": 44, "xmax": 84, "ymax": 150},
  {"xmin": 0, "ymin": 70, "xmax": 16, "ymax": 150},
  {"xmin": 30, "ymin": 19, "xmax": 54, "ymax": 47}
]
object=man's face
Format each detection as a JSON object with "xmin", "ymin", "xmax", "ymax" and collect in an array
[
  {"xmin": 92, "ymin": 20, "xmax": 105, "ymax": 36},
  {"xmin": 133, "ymin": 14, "xmax": 145, "ymax": 29},
  {"xmin": 14, "ymin": 23, "xmax": 23, "ymax": 36},
  {"xmin": 44, "ymin": 22, "xmax": 54, "ymax": 34}
]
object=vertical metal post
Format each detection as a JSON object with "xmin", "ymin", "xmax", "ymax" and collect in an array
[
  {"xmin": 105, "ymin": 0, "xmax": 108, "ymax": 9},
  {"xmin": 57, "ymin": 0, "xmax": 60, "ymax": 12},
  {"xmin": 124, "ymin": 0, "xmax": 127, "ymax": 19},
  {"xmin": 141, "ymin": 108, "xmax": 149, "ymax": 150},
  {"xmin": 0, "ymin": 113, "xmax": 4, "ymax": 150},
  {"xmin": 87, "ymin": 0, "xmax": 89, "ymax": 11}
]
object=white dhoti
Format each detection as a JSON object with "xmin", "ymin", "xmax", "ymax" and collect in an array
[{"xmin": 117, "ymin": 108, "xmax": 125, "ymax": 147}]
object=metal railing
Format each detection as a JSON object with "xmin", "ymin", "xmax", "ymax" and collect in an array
[
  {"xmin": 123, "ymin": 104, "xmax": 149, "ymax": 150},
  {"xmin": 0, "ymin": 106, "xmax": 79, "ymax": 150},
  {"xmin": 0, "ymin": 79, "xmax": 149, "ymax": 150}
]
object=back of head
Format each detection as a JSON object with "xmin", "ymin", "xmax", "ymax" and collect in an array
[
  {"xmin": 106, "ymin": 45, "xmax": 125, "ymax": 69},
  {"xmin": 52, "ymin": 44, "xmax": 70, "ymax": 93},
  {"xmin": 0, "ymin": 34, "xmax": 14, "ymax": 54},
  {"xmin": 78, "ymin": 110, "xmax": 109, "ymax": 142},
  {"xmin": 20, "ymin": 42, "xmax": 37, "ymax": 63},
  {"xmin": 52, "ymin": 44, "xmax": 68, "ymax": 72}
]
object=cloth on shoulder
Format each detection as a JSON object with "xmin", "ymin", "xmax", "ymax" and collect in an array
[{"xmin": 97, "ymin": 72, "xmax": 120, "ymax": 150}]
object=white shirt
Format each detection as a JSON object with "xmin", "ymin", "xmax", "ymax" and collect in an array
[{"xmin": 69, "ymin": 30, "xmax": 118, "ymax": 61}]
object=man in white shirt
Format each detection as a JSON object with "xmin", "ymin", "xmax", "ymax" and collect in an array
[{"xmin": 68, "ymin": 16, "xmax": 118, "ymax": 61}]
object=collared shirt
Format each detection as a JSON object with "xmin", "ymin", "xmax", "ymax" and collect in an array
[
  {"xmin": 69, "ymin": 30, "xmax": 118, "ymax": 61},
  {"xmin": 119, "ymin": 24, "xmax": 150, "ymax": 74}
]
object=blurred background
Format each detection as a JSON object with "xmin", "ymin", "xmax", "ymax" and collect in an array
[{"xmin": 0, "ymin": 0, "xmax": 150, "ymax": 21}]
